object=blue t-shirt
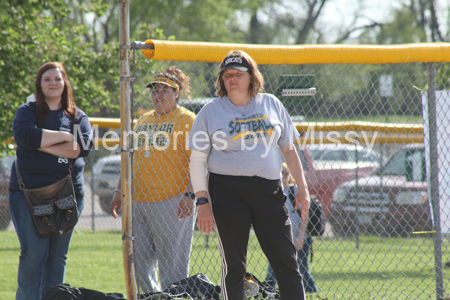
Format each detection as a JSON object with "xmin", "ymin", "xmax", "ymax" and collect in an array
[{"xmin": 9, "ymin": 101, "xmax": 93, "ymax": 196}]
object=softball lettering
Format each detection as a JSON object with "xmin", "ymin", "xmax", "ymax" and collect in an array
[{"xmin": 229, "ymin": 114, "xmax": 275, "ymax": 140}]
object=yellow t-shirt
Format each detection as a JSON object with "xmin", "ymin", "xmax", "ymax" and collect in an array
[{"xmin": 132, "ymin": 106, "xmax": 195, "ymax": 203}]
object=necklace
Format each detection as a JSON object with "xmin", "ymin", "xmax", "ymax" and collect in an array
[{"xmin": 228, "ymin": 96, "xmax": 252, "ymax": 117}]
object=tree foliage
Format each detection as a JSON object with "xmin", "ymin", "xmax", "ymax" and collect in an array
[
  {"xmin": 90, "ymin": 0, "xmax": 247, "ymax": 44},
  {"xmin": 241, "ymin": 0, "xmax": 331, "ymax": 44},
  {"xmin": 1, "ymin": 0, "xmax": 449, "ymax": 155},
  {"xmin": 353, "ymin": 0, "xmax": 449, "ymax": 44},
  {"xmin": 0, "ymin": 0, "xmax": 119, "ymax": 154}
]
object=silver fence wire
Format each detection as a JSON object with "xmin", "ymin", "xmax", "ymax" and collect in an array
[
  {"xmin": 126, "ymin": 47, "xmax": 449, "ymax": 299},
  {"xmin": 1, "ymin": 48, "xmax": 449, "ymax": 299}
]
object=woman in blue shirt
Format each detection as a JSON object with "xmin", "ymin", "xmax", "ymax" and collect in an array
[{"xmin": 9, "ymin": 62, "xmax": 92, "ymax": 300}]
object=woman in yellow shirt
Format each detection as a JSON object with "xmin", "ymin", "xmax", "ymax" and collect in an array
[{"xmin": 110, "ymin": 66, "xmax": 196, "ymax": 293}]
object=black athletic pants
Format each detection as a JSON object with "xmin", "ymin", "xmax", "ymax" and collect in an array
[{"xmin": 209, "ymin": 173, "xmax": 305, "ymax": 300}]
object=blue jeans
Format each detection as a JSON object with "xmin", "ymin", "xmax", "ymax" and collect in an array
[
  {"xmin": 266, "ymin": 236, "xmax": 317, "ymax": 293},
  {"xmin": 9, "ymin": 191, "xmax": 84, "ymax": 300}
]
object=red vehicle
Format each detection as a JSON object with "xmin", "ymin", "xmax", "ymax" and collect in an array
[
  {"xmin": 329, "ymin": 144, "xmax": 432, "ymax": 237},
  {"xmin": 297, "ymin": 144, "xmax": 383, "ymax": 218}
]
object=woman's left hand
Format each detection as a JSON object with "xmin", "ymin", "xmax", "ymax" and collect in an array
[
  {"xmin": 197, "ymin": 203, "xmax": 215, "ymax": 235},
  {"xmin": 295, "ymin": 186, "xmax": 310, "ymax": 220},
  {"xmin": 177, "ymin": 196, "xmax": 195, "ymax": 219},
  {"xmin": 280, "ymin": 144, "xmax": 310, "ymax": 219}
]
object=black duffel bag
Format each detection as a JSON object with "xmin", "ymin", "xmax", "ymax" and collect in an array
[
  {"xmin": 41, "ymin": 283, "xmax": 126, "ymax": 300},
  {"xmin": 140, "ymin": 273, "xmax": 220, "ymax": 300}
]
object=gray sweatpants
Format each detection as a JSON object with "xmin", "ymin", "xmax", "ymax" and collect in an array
[{"xmin": 133, "ymin": 194, "xmax": 196, "ymax": 293}]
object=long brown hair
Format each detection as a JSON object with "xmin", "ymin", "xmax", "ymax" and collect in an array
[
  {"xmin": 215, "ymin": 50, "xmax": 264, "ymax": 98},
  {"xmin": 35, "ymin": 62, "xmax": 77, "ymax": 125}
]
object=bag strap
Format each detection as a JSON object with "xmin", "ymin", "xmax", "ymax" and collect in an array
[
  {"xmin": 15, "ymin": 158, "xmax": 73, "ymax": 190},
  {"xmin": 15, "ymin": 160, "xmax": 25, "ymax": 191},
  {"xmin": 288, "ymin": 185, "xmax": 295, "ymax": 203}
]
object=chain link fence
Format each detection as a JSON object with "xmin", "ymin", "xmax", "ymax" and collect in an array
[
  {"xmin": 120, "ymin": 41, "xmax": 450, "ymax": 299},
  {"xmin": 1, "ymin": 41, "xmax": 449, "ymax": 298}
]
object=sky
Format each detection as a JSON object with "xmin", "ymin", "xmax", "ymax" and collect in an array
[{"xmin": 319, "ymin": 0, "xmax": 449, "ymax": 43}]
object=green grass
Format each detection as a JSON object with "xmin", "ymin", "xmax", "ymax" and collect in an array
[
  {"xmin": 0, "ymin": 231, "xmax": 126, "ymax": 299},
  {"xmin": 1, "ymin": 231, "xmax": 449, "ymax": 299},
  {"xmin": 313, "ymin": 235, "xmax": 447, "ymax": 299}
]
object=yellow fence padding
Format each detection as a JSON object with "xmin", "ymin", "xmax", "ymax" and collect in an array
[{"xmin": 141, "ymin": 40, "xmax": 450, "ymax": 65}]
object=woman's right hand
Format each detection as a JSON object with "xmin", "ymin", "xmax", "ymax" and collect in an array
[
  {"xmin": 62, "ymin": 131, "xmax": 76, "ymax": 142},
  {"xmin": 198, "ymin": 203, "xmax": 215, "ymax": 235},
  {"xmin": 110, "ymin": 192, "xmax": 122, "ymax": 219}
]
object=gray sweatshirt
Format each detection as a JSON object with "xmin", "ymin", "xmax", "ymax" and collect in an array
[{"xmin": 188, "ymin": 93, "xmax": 299, "ymax": 180}]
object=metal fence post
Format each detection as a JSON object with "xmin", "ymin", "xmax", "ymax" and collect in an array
[
  {"xmin": 119, "ymin": 1, "xmax": 137, "ymax": 299},
  {"xmin": 90, "ymin": 149, "xmax": 95, "ymax": 232},
  {"xmin": 355, "ymin": 139, "xmax": 360, "ymax": 249},
  {"xmin": 427, "ymin": 62, "xmax": 445, "ymax": 300},
  {"xmin": 378, "ymin": 143, "xmax": 385, "ymax": 238}
]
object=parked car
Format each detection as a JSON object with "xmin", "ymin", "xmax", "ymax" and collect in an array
[
  {"xmin": 298, "ymin": 144, "xmax": 383, "ymax": 218},
  {"xmin": 0, "ymin": 155, "xmax": 14, "ymax": 229},
  {"xmin": 329, "ymin": 144, "xmax": 432, "ymax": 237},
  {"xmin": 309, "ymin": 143, "xmax": 384, "ymax": 165},
  {"xmin": 91, "ymin": 154, "xmax": 121, "ymax": 214}
]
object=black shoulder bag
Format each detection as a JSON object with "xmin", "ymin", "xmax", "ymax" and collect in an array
[{"xmin": 15, "ymin": 160, "xmax": 79, "ymax": 237}]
